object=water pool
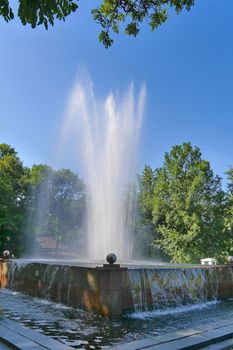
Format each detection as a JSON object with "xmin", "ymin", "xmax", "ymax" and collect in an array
[{"xmin": 1, "ymin": 289, "xmax": 233, "ymax": 349}]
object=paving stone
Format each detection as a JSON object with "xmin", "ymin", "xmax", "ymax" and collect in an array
[
  {"xmin": 13, "ymin": 342, "xmax": 46, "ymax": 350},
  {"xmin": 108, "ymin": 322, "xmax": 233, "ymax": 349},
  {"xmin": 146, "ymin": 334, "xmax": 212, "ymax": 350},
  {"xmin": 201, "ymin": 327, "xmax": 233, "ymax": 342},
  {"xmin": 110, "ymin": 338, "xmax": 160, "ymax": 350},
  {"xmin": 0, "ymin": 340, "xmax": 14, "ymax": 350},
  {"xmin": 9, "ymin": 326, "xmax": 48, "ymax": 344},
  {"xmin": 200, "ymin": 337, "xmax": 233, "ymax": 350},
  {"xmin": 27, "ymin": 347, "xmax": 48, "ymax": 350},
  {"xmin": 0, "ymin": 318, "xmax": 74, "ymax": 350},
  {"xmin": 0, "ymin": 325, "xmax": 38, "ymax": 347}
]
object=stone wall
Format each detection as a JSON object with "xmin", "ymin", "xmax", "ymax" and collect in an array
[{"xmin": 1, "ymin": 261, "xmax": 233, "ymax": 317}]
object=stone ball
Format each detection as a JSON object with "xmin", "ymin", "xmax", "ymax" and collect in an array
[
  {"xmin": 3, "ymin": 250, "xmax": 10, "ymax": 258},
  {"xmin": 106, "ymin": 253, "xmax": 117, "ymax": 265},
  {"xmin": 227, "ymin": 256, "xmax": 233, "ymax": 263}
]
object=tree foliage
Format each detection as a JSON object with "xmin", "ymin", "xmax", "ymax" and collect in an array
[
  {"xmin": 93, "ymin": 0, "xmax": 194, "ymax": 47},
  {"xmin": 0, "ymin": 0, "xmax": 78, "ymax": 29},
  {"xmin": 137, "ymin": 143, "xmax": 227, "ymax": 263},
  {"xmin": 0, "ymin": 143, "xmax": 86, "ymax": 257},
  {"xmin": 224, "ymin": 168, "xmax": 233, "ymax": 248},
  {"xmin": 0, "ymin": 0, "xmax": 194, "ymax": 47},
  {"xmin": 136, "ymin": 165, "xmax": 158, "ymax": 256},
  {"xmin": 26, "ymin": 164, "xmax": 86, "ymax": 254},
  {"xmin": 0, "ymin": 141, "xmax": 232, "ymax": 263},
  {"xmin": 0, "ymin": 143, "xmax": 28, "ymax": 256}
]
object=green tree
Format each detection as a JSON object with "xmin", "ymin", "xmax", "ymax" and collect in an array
[
  {"xmin": 49, "ymin": 168, "xmax": 86, "ymax": 249},
  {"xmin": 93, "ymin": 0, "xmax": 194, "ymax": 47},
  {"xmin": 0, "ymin": 0, "xmax": 78, "ymax": 29},
  {"xmin": 0, "ymin": 0, "xmax": 194, "ymax": 47},
  {"xmin": 223, "ymin": 168, "xmax": 233, "ymax": 253},
  {"xmin": 0, "ymin": 143, "xmax": 28, "ymax": 256},
  {"xmin": 136, "ymin": 165, "xmax": 158, "ymax": 257},
  {"xmin": 26, "ymin": 164, "xmax": 86, "ymax": 255},
  {"xmin": 151, "ymin": 143, "xmax": 226, "ymax": 263},
  {"xmin": 24, "ymin": 164, "xmax": 53, "ymax": 249}
]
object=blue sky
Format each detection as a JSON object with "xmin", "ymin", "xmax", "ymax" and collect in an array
[{"xmin": 0, "ymin": 0, "xmax": 232, "ymax": 187}]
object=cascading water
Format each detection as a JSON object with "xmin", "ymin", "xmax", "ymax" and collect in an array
[
  {"xmin": 5, "ymin": 260, "xmax": 233, "ymax": 317},
  {"xmin": 128, "ymin": 268, "xmax": 219, "ymax": 313},
  {"xmin": 61, "ymin": 71, "xmax": 146, "ymax": 261}
]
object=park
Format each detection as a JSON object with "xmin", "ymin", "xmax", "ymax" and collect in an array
[{"xmin": 0, "ymin": 1, "xmax": 233, "ymax": 349}]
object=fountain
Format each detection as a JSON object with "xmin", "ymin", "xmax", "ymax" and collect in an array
[
  {"xmin": 1, "ymin": 72, "xmax": 233, "ymax": 317},
  {"xmin": 59, "ymin": 71, "xmax": 145, "ymax": 261},
  {"xmin": 2, "ymin": 258, "xmax": 233, "ymax": 317}
]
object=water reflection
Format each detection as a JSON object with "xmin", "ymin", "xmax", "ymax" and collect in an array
[{"xmin": 1, "ymin": 289, "xmax": 233, "ymax": 349}]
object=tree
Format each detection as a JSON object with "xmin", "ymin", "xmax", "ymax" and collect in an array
[
  {"xmin": 93, "ymin": 0, "xmax": 194, "ymax": 47},
  {"xmin": 151, "ymin": 143, "xmax": 226, "ymax": 263},
  {"xmin": 0, "ymin": 0, "xmax": 78, "ymax": 29},
  {"xmin": 136, "ymin": 165, "xmax": 158, "ymax": 257},
  {"xmin": 24, "ymin": 164, "xmax": 54, "ymax": 250},
  {"xmin": 49, "ymin": 168, "xmax": 86, "ymax": 250},
  {"xmin": 0, "ymin": 0, "xmax": 194, "ymax": 47},
  {"xmin": 224, "ymin": 168, "xmax": 233, "ymax": 252},
  {"xmin": 26, "ymin": 164, "xmax": 86, "ymax": 255},
  {"xmin": 0, "ymin": 143, "xmax": 28, "ymax": 256}
]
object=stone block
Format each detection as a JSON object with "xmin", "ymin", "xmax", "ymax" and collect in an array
[
  {"xmin": 110, "ymin": 337, "xmax": 159, "ymax": 350},
  {"xmin": 146, "ymin": 334, "xmax": 211, "ymax": 350}
]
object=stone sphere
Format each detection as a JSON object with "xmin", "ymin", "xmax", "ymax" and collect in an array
[
  {"xmin": 227, "ymin": 256, "xmax": 233, "ymax": 263},
  {"xmin": 3, "ymin": 250, "xmax": 10, "ymax": 258},
  {"xmin": 106, "ymin": 253, "xmax": 117, "ymax": 265}
]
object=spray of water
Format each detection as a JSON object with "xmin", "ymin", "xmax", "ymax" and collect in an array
[{"xmin": 61, "ymin": 70, "xmax": 146, "ymax": 261}]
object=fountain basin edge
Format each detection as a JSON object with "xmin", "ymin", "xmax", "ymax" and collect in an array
[{"xmin": 1, "ymin": 260, "xmax": 233, "ymax": 317}]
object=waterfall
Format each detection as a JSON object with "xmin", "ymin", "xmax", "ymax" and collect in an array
[
  {"xmin": 128, "ymin": 268, "xmax": 219, "ymax": 312},
  {"xmin": 5, "ymin": 260, "xmax": 233, "ymax": 316}
]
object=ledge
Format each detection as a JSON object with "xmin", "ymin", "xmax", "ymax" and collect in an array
[
  {"xmin": 110, "ymin": 321, "xmax": 233, "ymax": 349},
  {"xmin": 0, "ymin": 317, "xmax": 74, "ymax": 350}
]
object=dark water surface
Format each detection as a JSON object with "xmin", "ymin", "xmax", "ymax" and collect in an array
[{"xmin": 1, "ymin": 289, "xmax": 233, "ymax": 349}]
